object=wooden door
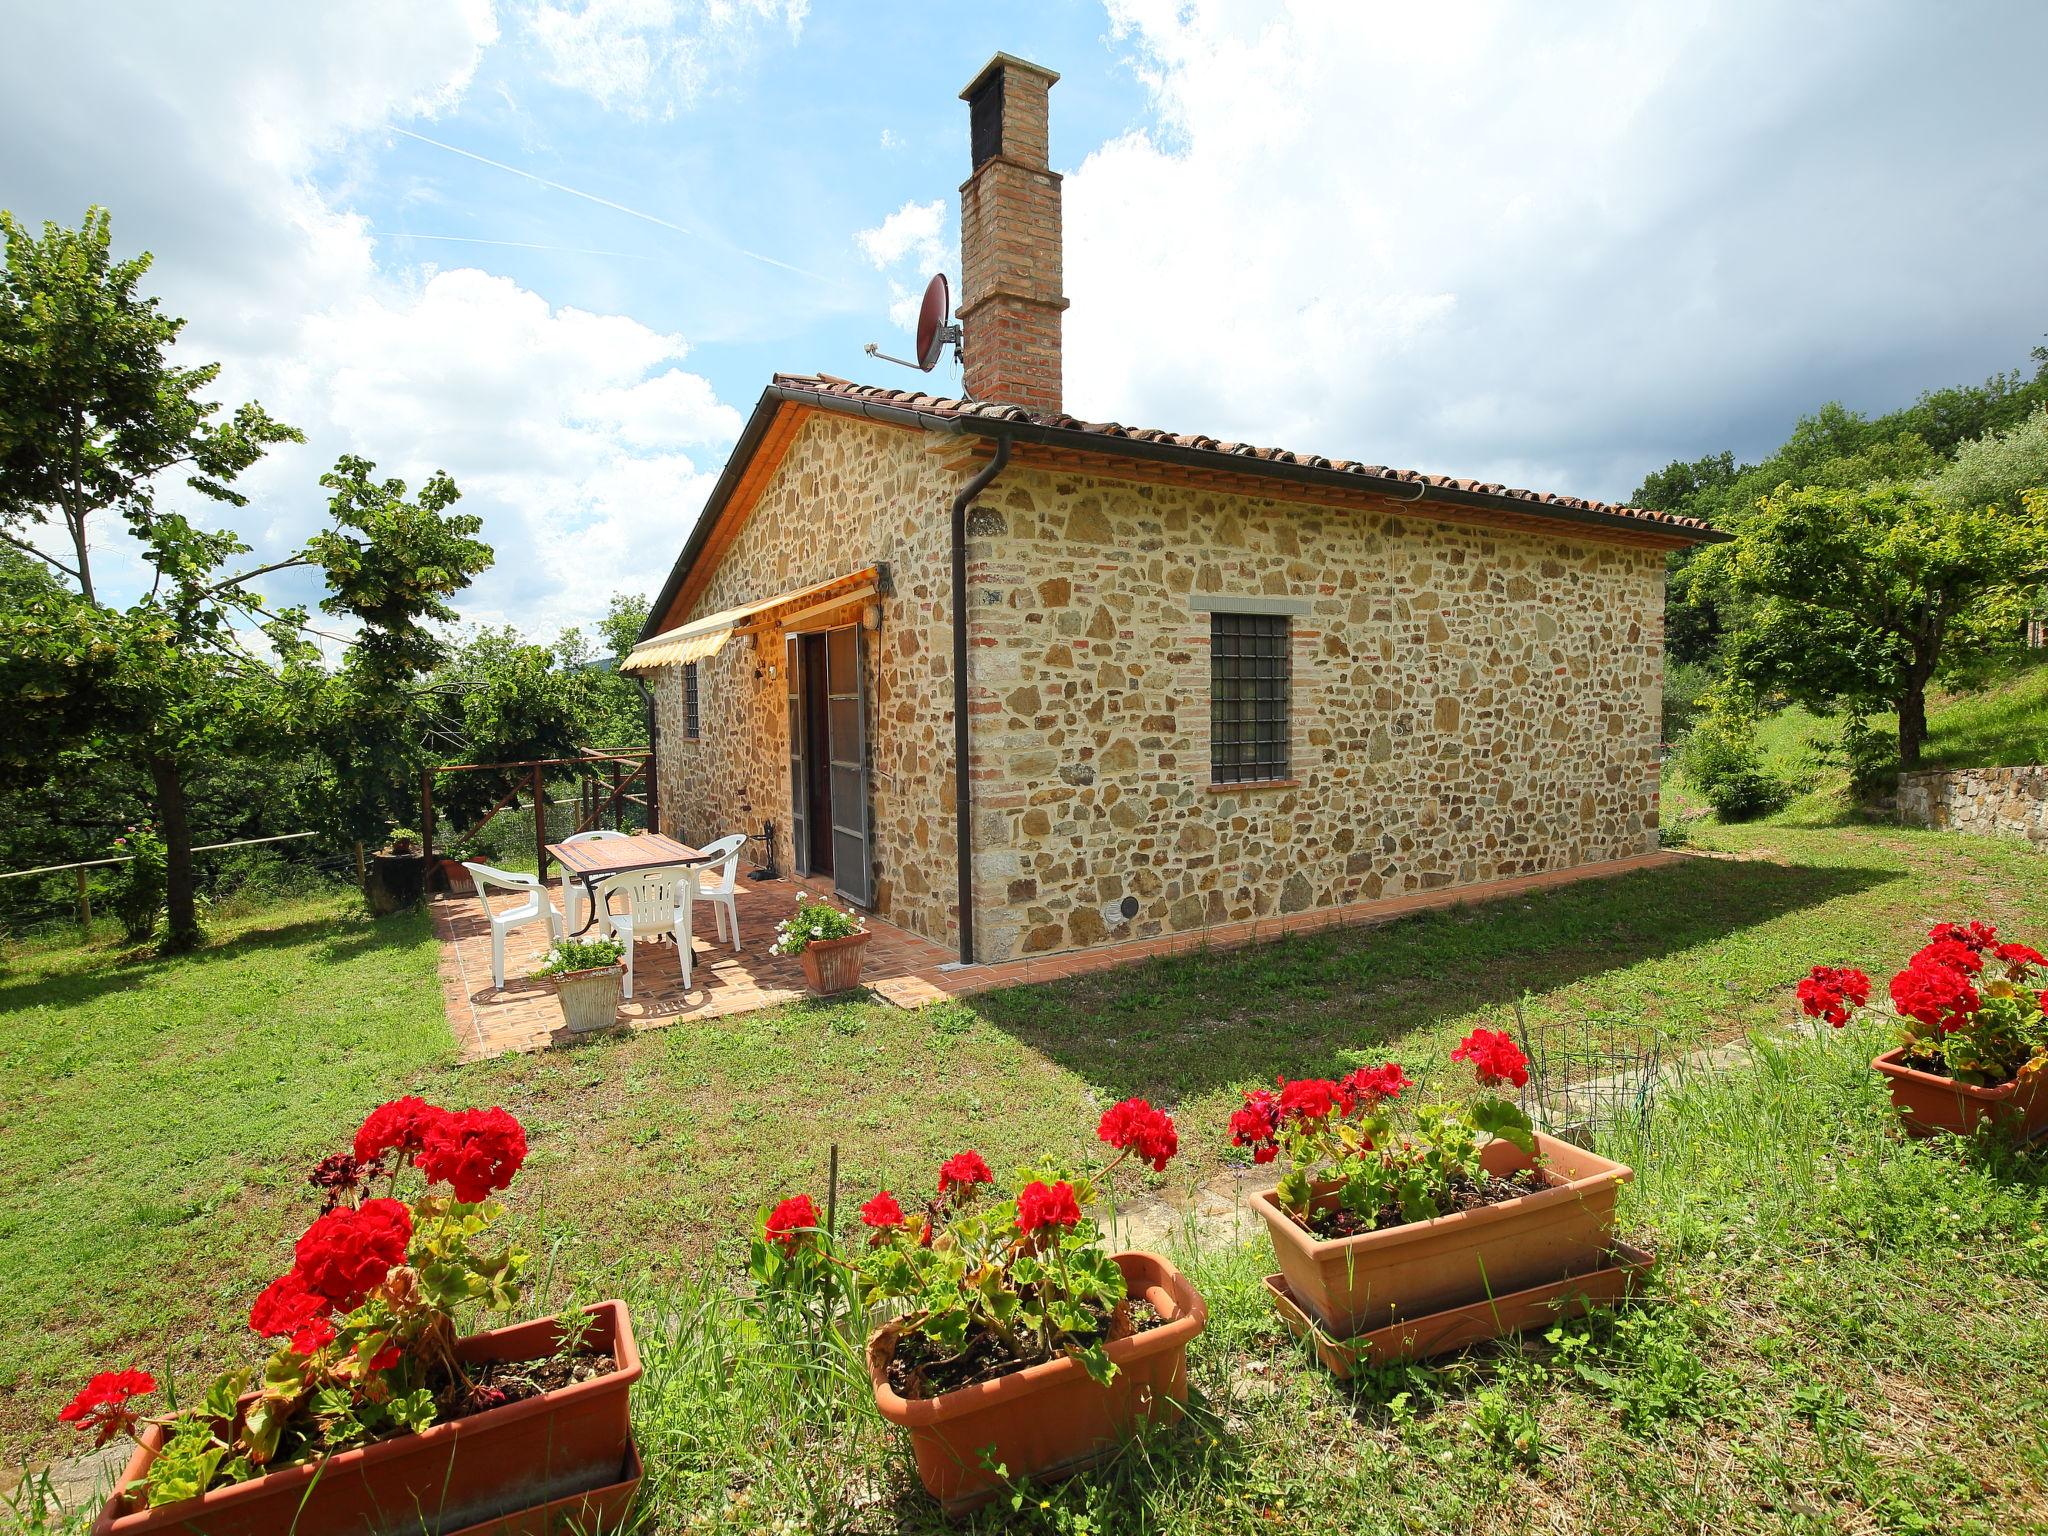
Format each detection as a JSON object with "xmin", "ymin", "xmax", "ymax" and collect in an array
[
  {"xmin": 786, "ymin": 634, "xmax": 809, "ymax": 877},
  {"xmin": 825, "ymin": 624, "xmax": 872, "ymax": 907}
]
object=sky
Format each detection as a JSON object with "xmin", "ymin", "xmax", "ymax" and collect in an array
[{"xmin": 4, "ymin": 0, "xmax": 2047, "ymax": 645}]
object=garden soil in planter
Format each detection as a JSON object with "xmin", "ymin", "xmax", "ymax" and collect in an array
[
  {"xmin": 867, "ymin": 1250, "xmax": 1206, "ymax": 1514},
  {"xmin": 1253, "ymin": 1129, "xmax": 1632, "ymax": 1338},
  {"xmin": 798, "ymin": 930, "xmax": 870, "ymax": 994},
  {"xmin": 1265, "ymin": 1241, "xmax": 1658, "ymax": 1378},
  {"xmin": 93, "ymin": 1302, "xmax": 639, "ymax": 1536},
  {"xmin": 1872, "ymin": 1046, "xmax": 2048, "ymax": 1140}
]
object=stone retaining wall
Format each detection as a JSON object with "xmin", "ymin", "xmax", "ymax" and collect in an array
[{"xmin": 1896, "ymin": 764, "xmax": 2048, "ymax": 850}]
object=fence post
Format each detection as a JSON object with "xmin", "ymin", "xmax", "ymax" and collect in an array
[
  {"xmin": 75, "ymin": 867, "xmax": 91, "ymax": 928},
  {"xmin": 421, "ymin": 770, "xmax": 436, "ymax": 868},
  {"xmin": 532, "ymin": 764, "xmax": 548, "ymax": 879},
  {"xmin": 354, "ymin": 841, "xmax": 366, "ymax": 885}
]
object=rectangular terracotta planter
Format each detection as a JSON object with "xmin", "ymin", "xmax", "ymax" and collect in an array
[
  {"xmin": 1872, "ymin": 1047, "xmax": 2048, "ymax": 1140},
  {"xmin": 1265, "ymin": 1242, "xmax": 1657, "ymax": 1378},
  {"xmin": 441, "ymin": 1438, "xmax": 641, "ymax": 1536},
  {"xmin": 798, "ymin": 930, "xmax": 870, "ymax": 994},
  {"xmin": 93, "ymin": 1302, "xmax": 640, "ymax": 1536},
  {"xmin": 1252, "ymin": 1129, "xmax": 1632, "ymax": 1338},
  {"xmin": 866, "ymin": 1251, "xmax": 1206, "ymax": 1516}
]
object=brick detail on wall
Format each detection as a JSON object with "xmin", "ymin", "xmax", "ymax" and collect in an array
[{"xmin": 958, "ymin": 57, "xmax": 1067, "ymax": 414}]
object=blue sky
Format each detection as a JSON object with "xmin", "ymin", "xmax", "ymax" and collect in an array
[{"xmin": 5, "ymin": 1, "xmax": 2047, "ymax": 642}]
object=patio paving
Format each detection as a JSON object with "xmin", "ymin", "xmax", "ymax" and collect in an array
[{"xmin": 434, "ymin": 851, "xmax": 1683, "ymax": 1061}]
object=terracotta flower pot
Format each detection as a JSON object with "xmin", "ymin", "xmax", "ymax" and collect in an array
[
  {"xmin": 1252, "ymin": 1129, "xmax": 1632, "ymax": 1338},
  {"xmin": 1871, "ymin": 1046, "xmax": 2048, "ymax": 1139},
  {"xmin": 797, "ymin": 930, "xmax": 871, "ymax": 994},
  {"xmin": 92, "ymin": 1302, "xmax": 640, "ymax": 1536},
  {"xmin": 434, "ymin": 859, "xmax": 475, "ymax": 895},
  {"xmin": 553, "ymin": 965, "xmax": 623, "ymax": 1034},
  {"xmin": 866, "ymin": 1250, "xmax": 1207, "ymax": 1515}
]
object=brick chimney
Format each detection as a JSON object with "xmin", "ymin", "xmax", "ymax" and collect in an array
[{"xmin": 957, "ymin": 53, "xmax": 1067, "ymax": 414}]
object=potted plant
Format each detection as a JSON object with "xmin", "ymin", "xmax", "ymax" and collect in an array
[
  {"xmin": 1234, "ymin": 1031, "xmax": 1632, "ymax": 1338},
  {"xmin": 772, "ymin": 891, "xmax": 872, "ymax": 994},
  {"xmin": 534, "ymin": 938, "xmax": 627, "ymax": 1034},
  {"xmin": 366, "ymin": 828, "xmax": 426, "ymax": 916},
  {"xmin": 1798, "ymin": 920, "xmax": 2048, "ymax": 1138},
  {"xmin": 73, "ymin": 1098, "xmax": 640, "ymax": 1536},
  {"xmin": 755, "ymin": 1100, "xmax": 1205, "ymax": 1513},
  {"xmin": 431, "ymin": 840, "xmax": 477, "ymax": 894}
]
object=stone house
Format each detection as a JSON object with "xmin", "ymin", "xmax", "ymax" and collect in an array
[{"xmin": 621, "ymin": 53, "xmax": 1722, "ymax": 967}]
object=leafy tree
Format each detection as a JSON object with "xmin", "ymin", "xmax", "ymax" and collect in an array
[
  {"xmin": 1726, "ymin": 484, "xmax": 2047, "ymax": 766},
  {"xmin": 0, "ymin": 208, "xmax": 299, "ymax": 602},
  {"xmin": 1928, "ymin": 405, "xmax": 2048, "ymax": 518},
  {"xmin": 0, "ymin": 210, "xmax": 490, "ymax": 948}
]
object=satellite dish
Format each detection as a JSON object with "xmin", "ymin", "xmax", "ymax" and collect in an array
[
  {"xmin": 915, "ymin": 273, "xmax": 952, "ymax": 370},
  {"xmin": 864, "ymin": 272, "xmax": 962, "ymax": 373}
]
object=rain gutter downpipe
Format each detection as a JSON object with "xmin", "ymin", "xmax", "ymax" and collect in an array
[{"xmin": 950, "ymin": 432, "xmax": 1012, "ymax": 966}]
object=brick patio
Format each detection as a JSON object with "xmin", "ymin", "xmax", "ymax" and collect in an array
[{"xmin": 434, "ymin": 852, "xmax": 1683, "ymax": 1061}]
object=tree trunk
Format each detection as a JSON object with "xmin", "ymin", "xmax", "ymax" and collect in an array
[
  {"xmin": 1896, "ymin": 679, "xmax": 1929, "ymax": 770},
  {"xmin": 68, "ymin": 509, "xmax": 94, "ymax": 605},
  {"xmin": 149, "ymin": 753, "xmax": 200, "ymax": 952}
]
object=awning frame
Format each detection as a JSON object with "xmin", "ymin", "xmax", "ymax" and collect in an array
[{"xmin": 620, "ymin": 567, "xmax": 879, "ymax": 673}]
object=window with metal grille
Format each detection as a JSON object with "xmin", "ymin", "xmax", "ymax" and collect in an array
[
  {"xmin": 683, "ymin": 662, "xmax": 700, "ymax": 739},
  {"xmin": 1209, "ymin": 612, "xmax": 1291, "ymax": 783}
]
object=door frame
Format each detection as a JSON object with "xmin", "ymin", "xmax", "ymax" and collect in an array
[{"xmin": 785, "ymin": 618, "xmax": 873, "ymax": 908}]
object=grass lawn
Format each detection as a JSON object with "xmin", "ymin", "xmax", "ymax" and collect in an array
[{"xmin": 5, "ymin": 818, "xmax": 2048, "ymax": 1532}]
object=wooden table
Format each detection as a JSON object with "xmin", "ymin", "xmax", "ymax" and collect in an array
[{"xmin": 547, "ymin": 832, "xmax": 706, "ymax": 936}]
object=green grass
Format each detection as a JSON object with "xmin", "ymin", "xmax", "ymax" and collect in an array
[
  {"xmin": 6, "ymin": 818, "xmax": 2048, "ymax": 1530},
  {"xmin": 1663, "ymin": 653, "xmax": 2048, "ymax": 828}
]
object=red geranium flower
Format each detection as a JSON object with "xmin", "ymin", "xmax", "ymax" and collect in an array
[
  {"xmin": 289, "ymin": 1316, "xmax": 337, "ymax": 1357},
  {"xmin": 860, "ymin": 1189, "xmax": 906, "ymax": 1232},
  {"xmin": 249, "ymin": 1269, "xmax": 333, "ymax": 1338},
  {"xmin": 1929, "ymin": 920, "xmax": 1998, "ymax": 952},
  {"xmin": 1452, "ymin": 1028, "xmax": 1530, "ymax": 1089},
  {"xmin": 1228, "ymin": 1088, "xmax": 1282, "ymax": 1163},
  {"xmin": 1277, "ymin": 1077, "xmax": 1341, "ymax": 1124},
  {"xmin": 1796, "ymin": 964, "xmax": 1872, "ymax": 1027},
  {"xmin": 1097, "ymin": 1097, "xmax": 1180, "ymax": 1172},
  {"xmin": 1890, "ymin": 956, "xmax": 1980, "ymax": 1033},
  {"xmin": 366, "ymin": 1342, "xmax": 403, "ymax": 1372},
  {"xmin": 294, "ymin": 1198, "xmax": 413, "ymax": 1310},
  {"xmin": 1994, "ymin": 941, "xmax": 2046, "ymax": 976},
  {"xmin": 1339, "ymin": 1062, "xmax": 1411, "ymax": 1109},
  {"xmin": 938, "ymin": 1150, "xmax": 994, "ymax": 1197},
  {"xmin": 1911, "ymin": 937, "xmax": 1984, "ymax": 976},
  {"xmin": 58, "ymin": 1370, "xmax": 156, "ymax": 1446},
  {"xmin": 353, "ymin": 1096, "xmax": 448, "ymax": 1166},
  {"xmin": 417, "ymin": 1106, "xmax": 527, "ymax": 1203},
  {"xmin": 764, "ymin": 1194, "xmax": 817, "ymax": 1251},
  {"xmin": 1015, "ymin": 1180, "xmax": 1082, "ymax": 1234}
]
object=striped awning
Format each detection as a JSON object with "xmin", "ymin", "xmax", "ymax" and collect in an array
[{"xmin": 619, "ymin": 568, "xmax": 877, "ymax": 674}]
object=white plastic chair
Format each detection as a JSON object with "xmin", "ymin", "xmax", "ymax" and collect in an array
[
  {"xmin": 462, "ymin": 863, "xmax": 563, "ymax": 990},
  {"xmin": 596, "ymin": 868, "xmax": 696, "ymax": 998},
  {"xmin": 559, "ymin": 829, "xmax": 631, "ymax": 936},
  {"xmin": 690, "ymin": 834, "xmax": 750, "ymax": 952}
]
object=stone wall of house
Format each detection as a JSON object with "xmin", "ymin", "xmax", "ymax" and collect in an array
[
  {"xmin": 962, "ymin": 466, "xmax": 1668, "ymax": 963},
  {"xmin": 644, "ymin": 413, "xmax": 966, "ymax": 948},
  {"xmin": 1896, "ymin": 765, "xmax": 2048, "ymax": 850}
]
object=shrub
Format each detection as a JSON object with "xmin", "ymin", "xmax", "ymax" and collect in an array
[
  {"xmin": 109, "ymin": 823, "xmax": 166, "ymax": 943},
  {"xmin": 1678, "ymin": 708, "xmax": 1790, "ymax": 821},
  {"xmin": 1661, "ymin": 660, "xmax": 1715, "ymax": 742},
  {"xmin": 1809, "ymin": 715, "xmax": 1898, "ymax": 803}
]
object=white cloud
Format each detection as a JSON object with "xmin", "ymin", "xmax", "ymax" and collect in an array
[
  {"xmin": 855, "ymin": 198, "xmax": 946, "ymax": 273},
  {"xmin": 1070, "ymin": 0, "xmax": 2048, "ymax": 501},
  {"xmin": 0, "ymin": 1, "xmax": 747, "ymax": 642},
  {"xmin": 521, "ymin": 0, "xmax": 808, "ymax": 117},
  {"xmin": 879, "ymin": 127, "xmax": 904, "ymax": 151}
]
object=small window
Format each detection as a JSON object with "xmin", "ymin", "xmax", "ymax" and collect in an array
[
  {"xmin": 683, "ymin": 662, "xmax": 701, "ymax": 739},
  {"xmin": 1210, "ymin": 612, "xmax": 1290, "ymax": 783}
]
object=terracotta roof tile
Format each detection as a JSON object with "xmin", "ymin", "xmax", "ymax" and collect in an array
[{"xmin": 773, "ymin": 372, "xmax": 1715, "ymax": 536}]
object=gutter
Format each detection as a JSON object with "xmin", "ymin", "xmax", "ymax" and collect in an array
[{"xmin": 949, "ymin": 433, "xmax": 1011, "ymax": 966}]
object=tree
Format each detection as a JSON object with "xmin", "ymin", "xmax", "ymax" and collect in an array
[
  {"xmin": 0, "ymin": 210, "xmax": 491, "ymax": 948},
  {"xmin": 1726, "ymin": 483, "xmax": 2047, "ymax": 767},
  {"xmin": 0, "ymin": 208, "xmax": 299, "ymax": 602}
]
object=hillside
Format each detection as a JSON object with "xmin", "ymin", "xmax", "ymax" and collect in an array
[{"xmin": 1664, "ymin": 653, "xmax": 2048, "ymax": 827}]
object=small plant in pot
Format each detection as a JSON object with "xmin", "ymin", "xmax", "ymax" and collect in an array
[
  {"xmin": 754, "ymin": 1101, "xmax": 1205, "ymax": 1512},
  {"xmin": 772, "ymin": 891, "xmax": 871, "ymax": 994},
  {"xmin": 1800, "ymin": 920, "xmax": 2048, "ymax": 1138},
  {"xmin": 72, "ymin": 1098, "xmax": 640, "ymax": 1536},
  {"xmin": 533, "ymin": 938, "xmax": 627, "ymax": 1035},
  {"xmin": 1234, "ymin": 1030, "xmax": 1633, "ymax": 1337}
]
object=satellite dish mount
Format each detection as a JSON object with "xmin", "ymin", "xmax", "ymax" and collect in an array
[{"xmin": 864, "ymin": 273, "xmax": 961, "ymax": 373}]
